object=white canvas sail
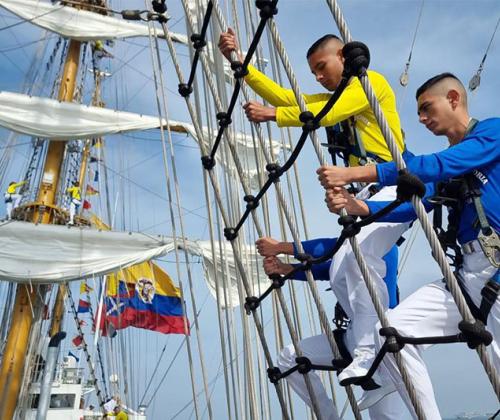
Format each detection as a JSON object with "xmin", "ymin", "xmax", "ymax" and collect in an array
[
  {"xmin": 181, "ymin": 240, "xmax": 270, "ymax": 308},
  {"xmin": 0, "ymin": 91, "xmax": 166, "ymax": 140},
  {"xmin": 0, "ymin": 0, "xmax": 188, "ymax": 43},
  {"xmin": 0, "ymin": 221, "xmax": 269, "ymax": 306},
  {"xmin": 0, "ymin": 91, "xmax": 285, "ymax": 189},
  {"xmin": 0, "ymin": 221, "xmax": 176, "ymax": 283}
]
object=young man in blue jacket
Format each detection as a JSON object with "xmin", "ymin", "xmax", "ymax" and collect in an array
[{"xmin": 319, "ymin": 73, "xmax": 499, "ymax": 419}]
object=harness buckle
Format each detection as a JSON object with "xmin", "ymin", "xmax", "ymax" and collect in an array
[{"xmin": 477, "ymin": 230, "xmax": 500, "ymax": 268}]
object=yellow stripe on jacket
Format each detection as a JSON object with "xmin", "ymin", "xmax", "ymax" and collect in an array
[{"xmin": 244, "ymin": 65, "xmax": 405, "ymax": 164}]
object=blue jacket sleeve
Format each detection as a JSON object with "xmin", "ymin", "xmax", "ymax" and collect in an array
[
  {"xmin": 293, "ymin": 238, "xmax": 338, "ymax": 258},
  {"xmin": 364, "ymin": 183, "xmax": 435, "ymax": 223},
  {"xmin": 290, "ymin": 261, "xmax": 331, "ymax": 281},
  {"xmin": 376, "ymin": 122, "xmax": 500, "ymax": 186}
]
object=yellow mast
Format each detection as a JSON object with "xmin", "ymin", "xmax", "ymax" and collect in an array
[{"xmin": 0, "ymin": 39, "xmax": 82, "ymax": 418}]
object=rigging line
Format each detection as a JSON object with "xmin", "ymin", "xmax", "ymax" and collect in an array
[
  {"xmin": 189, "ymin": 1, "xmax": 338, "ymax": 416},
  {"xmin": 170, "ymin": 289, "xmax": 300, "ymax": 420},
  {"xmin": 98, "ymin": 159, "xmax": 208, "ymax": 220},
  {"xmin": 143, "ymin": 290, "xmax": 211, "ymax": 407},
  {"xmin": 146, "ymin": 10, "xmax": 214, "ymax": 419},
  {"xmin": 0, "ymin": 4, "xmax": 66, "ymax": 33},
  {"xmin": 399, "ymin": 0, "xmax": 425, "ymax": 87},
  {"xmin": 469, "ymin": 16, "xmax": 500, "ymax": 91},
  {"xmin": 161, "ymin": 14, "xmax": 290, "ymax": 419}
]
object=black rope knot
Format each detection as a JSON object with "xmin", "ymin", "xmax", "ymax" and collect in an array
[
  {"xmin": 152, "ymin": 0, "xmax": 167, "ymax": 14},
  {"xmin": 267, "ymin": 367, "xmax": 282, "ymax": 384},
  {"xmin": 244, "ymin": 296, "xmax": 260, "ymax": 314},
  {"xmin": 255, "ymin": 0, "xmax": 278, "ymax": 19},
  {"xmin": 458, "ymin": 320, "xmax": 493, "ymax": 349},
  {"xmin": 190, "ymin": 33, "xmax": 207, "ymax": 51},
  {"xmin": 266, "ymin": 163, "xmax": 282, "ymax": 182},
  {"xmin": 379, "ymin": 327, "xmax": 405, "ymax": 353},
  {"xmin": 231, "ymin": 61, "xmax": 249, "ymax": 79},
  {"xmin": 338, "ymin": 215, "xmax": 360, "ymax": 238},
  {"xmin": 201, "ymin": 155, "xmax": 215, "ymax": 171},
  {"xmin": 224, "ymin": 227, "xmax": 238, "ymax": 241},
  {"xmin": 396, "ymin": 169, "xmax": 426, "ymax": 202},
  {"xmin": 299, "ymin": 111, "xmax": 319, "ymax": 132},
  {"xmin": 216, "ymin": 112, "xmax": 232, "ymax": 128},
  {"xmin": 178, "ymin": 83, "xmax": 193, "ymax": 98},
  {"xmin": 269, "ymin": 273, "xmax": 286, "ymax": 289},
  {"xmin": 342, "ymin": 41, "xmax": 370, "ymax": 78},
  {"xmin": 295, "ymin": 357, "xmax": 313, "ymax": 374},
  {"xmin": 244, "ymin": 194, "xmax": 259, "ymax": 211}
]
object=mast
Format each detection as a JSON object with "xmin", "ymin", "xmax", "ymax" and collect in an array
[{"xmin": 0, "ymin": 39, "xmax": 82, "ymax": 418}]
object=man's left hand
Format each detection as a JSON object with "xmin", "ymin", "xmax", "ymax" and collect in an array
[
  {"xmin": 324, "ymin": 187, "xmax": 369, "ymax": 215},
  {"xmin": 243, "ymin": 101, "xmax": 276, "ymax": 123},
  {"xmin": 317, "ymin": 165, "xmax": 351, "ymax": 189}
]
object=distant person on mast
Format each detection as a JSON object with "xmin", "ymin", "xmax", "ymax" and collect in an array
[
  {"xmin": 113, "ymin": 405, "xmax": 128, "ymax": 420},
  {"xmin": 219, "ymin": 29, "xmax": 410, "ymax": 417},
  {"xmin": 67, "ymin": 180, "xmax": 81, "ymax": 225},
  {"xmin": 4, "ymin": 180, "xmax": 27, "ymax": 220}
]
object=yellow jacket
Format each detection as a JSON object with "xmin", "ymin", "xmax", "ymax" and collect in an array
[
  {"xmin": 67, "ymin": 186, "xmax": 81, "ymax": 200},
  {"xmin": 6, "ymin": 181, "xmax": 27, "ymax": 194},
  {"xmin": 244, "ymin": 65, "xmax": 405, "ymax": 164}
]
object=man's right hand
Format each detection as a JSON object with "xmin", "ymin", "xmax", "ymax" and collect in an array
[
  {"xmin": 218, "ymin": 28, "xmax": 243, "ymax": 62},
  {"xmin": 263, "ymin": 256, "xmax": 294, "ymax": 276},
  {"xmin": 255, "ymin": 237, "xmax": 294, "ymax": 256}
]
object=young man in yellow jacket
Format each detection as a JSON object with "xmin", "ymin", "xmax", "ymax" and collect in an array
[
  {"xmin": 4, "ymin": 180, "xmax": 27, "ymax": 220},
  {"xmin": 66, "ymin": 180, "xmax": 82, "ymax": 225},
  {"xmin": 218, "ymin": 30, "xmax": 410, "ymax": 418}
]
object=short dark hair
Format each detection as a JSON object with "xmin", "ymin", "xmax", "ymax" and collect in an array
[
  {"xmin": 306, "ymin": 34, "xmax": 342, "ymax": 58},
  {"xmin": 415, "ymin": 72, "xmax": 460, "ymax": 99}
]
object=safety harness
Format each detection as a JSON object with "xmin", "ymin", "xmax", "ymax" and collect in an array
[{"xmin": 430, "ymin": 118, "xmax": 500, "ymax": 324}]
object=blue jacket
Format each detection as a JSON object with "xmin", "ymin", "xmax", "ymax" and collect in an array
[
  {"xmin": 290, "ymin": 238, "xmax": 399, "ymax": 308},
  {"xmin": 375, "ymin": 118, "xmax": 500, "ymax": 244}
]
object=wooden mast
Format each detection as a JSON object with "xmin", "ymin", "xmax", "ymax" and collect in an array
[{"xmin": 0, "ymin": 39, "xmax": 82, "ymax": 418}]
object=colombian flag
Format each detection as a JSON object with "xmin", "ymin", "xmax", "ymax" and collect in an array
[{"xmin": 104, "ymin": 262, "xmax": 189, "ymax": 335}]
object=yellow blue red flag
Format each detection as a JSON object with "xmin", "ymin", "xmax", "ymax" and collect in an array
[{"xmin": 103, "ymin": 262, "xmax": 188, "ymax": 335}]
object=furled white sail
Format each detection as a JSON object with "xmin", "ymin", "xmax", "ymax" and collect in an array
[
  {"xmin": 0, "ymin": 92, "xmax": 166, "ymax": 140},
  {"xmin": 0, "ymin": 221, "xmax": 176, "ymax": 283},
  {"xmin": 0, "ymin": 0, "xmax": 188, "ymax": 43},
  {"xmin": 181, "ymin": 240, "xmax": 270, "ymax": 308},
  {"xmin": 0, "ymin": 221, "xmax": 269, "ymax": 307},
  {"xmin": 0, "ymin": 91, "xmax": 285, "ymax": 189}
]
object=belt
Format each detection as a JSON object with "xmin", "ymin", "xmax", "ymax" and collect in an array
[{"xmin": 462, "ymin": 239, "xmax": 482, "ymax": 255}]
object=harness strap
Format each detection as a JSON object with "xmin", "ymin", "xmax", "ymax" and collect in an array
[{"xmin": 454, "ymin": 270, "xmax": 500, "ymax": 325}]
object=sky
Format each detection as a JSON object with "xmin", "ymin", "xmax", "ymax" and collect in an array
[{"xmin": 0, "ymin": 0, "xmax": 499, "ymax": 419}]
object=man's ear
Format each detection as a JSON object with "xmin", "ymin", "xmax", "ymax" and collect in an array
[
  {"xmin": 337, "ymin": 48, "xmax": 345, "ymax": 63},
  {"xmin": 447, "ymin": 89, "xmax": 460, "ymax": 109}
]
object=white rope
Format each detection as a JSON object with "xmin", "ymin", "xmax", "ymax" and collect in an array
[
  {"xmin": 144, "ymin": 8, "xmax": 211, "ymax": 419},
  {"xmin": 160, "ymin": 16, "xmax": 291, "ymax": 420}
]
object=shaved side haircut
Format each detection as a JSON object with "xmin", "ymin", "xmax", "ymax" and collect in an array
[
  {"xmin": 416, "ymin": 72, "xmax": 467, "ymax": 102},
  {"xmin": 306, "ymin": 34, "xmax": 343, "ymax": 58}
]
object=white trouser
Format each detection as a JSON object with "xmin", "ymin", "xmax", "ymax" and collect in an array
[
  {"xmin": 330, "ymin": 186, "xmax": 410, "ymax": 353},
  {"xmin": 5, "ymin": 193, "xmax": 21, "ymax": 219},
  {"xmin": 277, "ymin": 186, "xmax": 409, "ymax": 418},
  {"xmin": 277, "ymin": 333, "xmax": 406, "ymax": 419},
  {"xmin": 373, "ymin": 250, "xmax": 500, "ymax": 419},
  {"xmin": 69, "ymin": 198, "xmax": 81, "ymax": 223}
]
